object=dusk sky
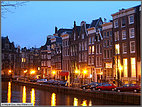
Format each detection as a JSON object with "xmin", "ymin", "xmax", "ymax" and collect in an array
[{"xmin": 1, "ymin": 1, "xmax": 141, "ymax": 48}]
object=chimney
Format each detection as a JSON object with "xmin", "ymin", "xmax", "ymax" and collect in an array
[
  {"xmin": 74, "ymin": 21, "xmax": 76, "ymax": 28},
  {"xmin": 55, "ymin": 26, "xmax": 58, "ymax": 33}
]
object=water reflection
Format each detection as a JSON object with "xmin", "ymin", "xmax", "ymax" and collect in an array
[
  {"xmin": 81, "ymin": 100, "xmax": 87, "ymax": 106},
  {"xmin": 22, "ymin": 86, "xmax": 26, "ymax": 103},
  {"xmin": 51, "ymin": 93, "xmax": 56, "ymax": 106},
  {"xmin": 73, "ymin": 98, "xmax": 78, "ymax": 106},
  {"xmin": 31, "ymin": 88, "xmax": 35, "ymax": 106},
  {"xmin": 7, "ymin": 82, "xmax": 11, "ymax": 103},
  {"xmin": 89, "ymin": 100, "xmax": 92, "ymax": 106}
]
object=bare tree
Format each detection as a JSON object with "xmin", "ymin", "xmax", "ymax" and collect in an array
[{"xmin": 1, "ymin": 1, "xmax": 28, "ymax": 18}]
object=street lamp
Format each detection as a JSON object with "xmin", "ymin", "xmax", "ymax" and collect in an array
[
  {"xmin": 82, "ymin": 69, "xmax": 87, "ymax": 85},
  {"xmin": 52, "ymin": 71, "xmax": 56, "ymax": 79}
]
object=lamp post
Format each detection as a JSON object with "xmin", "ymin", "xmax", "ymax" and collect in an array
[
  {"xmin": 30, "ymin": 70, "xmax": 36, "ymax": 80},
  {"xmin": 8, "ymin": 70, "xmax": 12, "ymax": 80}
]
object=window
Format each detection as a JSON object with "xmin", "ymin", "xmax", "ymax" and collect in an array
[
  {"xmin": 88, "ymin": 56, "xmax": 91, "ymax": 65},
  {"xmin": 92, "ymin": 45, "xmax": 94, "ymax": 54},
  {"xmin": 89, "ymin": 37, "xmax": 92, "ymax": 45},
  {"xmin": 82, "ymin": 34, "xmax": 84, "ymax": 39},
  {"xmin": 100, "ymin": 57, "xmax": 102, "ymax": 66},
  {"xmin": 107, "ymin": 32, "xmax": 109, "ymax": 37},
  {"xmin": 104, "ymin": 32, "xmax": 106, "ymax": 38},
  {"xmin": 115, "ymin": 31, "xmax": 119, "ymax": 41},
  {"xmin": 123, "ymin": 58, "xmax": 128, "ymax": 77},
  {"xmin": 110, "ymin": 49, "xmax": 112, "ymax": 58},
  {"xmin": 129, "ymin": 15, "xmax": 134, "ymax": 24},
  {"xmin": 92, "ymin": 56, "xmax": 94, "ymax": 65},
  {"xmin": 122, "ymin": 43, "xmax": 127, "ymax": 54},
  {"xmin": 121, "ymin": 17, "xmax": 126, "ymax": 27},
  {"xmin": 104, "ymin": 50, "xmax": 106, "ymax": 59},
  {"xmin": 84, "ymin": 53, "xmax": 87, "ymax": 62},
  {"xmin": 130, "ymin": 41, "xmax": 135, "ymax": 53},
  {"xmin": 96, "ymin": 57, "xmax": 99, "ymax": 66},
  {"xmin": 79, "ymin": 54, "xmax": 81, "ymax": 62},
  {"xmin": 107, "ymin": 40, "xmax": 109, "ymax": 47},
  {"xmin": 104, "ymin": 40, "xmax": 106, "ymax": 47},
  {"xmin": 122, "ymin": 30, "xmax": 126, "ymax": 40},
  {"xmin": 89, "ymin": 46, "xmax": 91, "ymax": 54},
  {"xmin": 92, "ymin": 36, "xmax": 95, "ymax": 44},
  {"xmin": 85, "ymin": 41, "xmax": 87, "ymax": 50},
  {"xmin": 114, "ymin": 19, "xmax": 118, "ymax": 28},
  {"xmin": 110, "ymin": 39, "xmax": 112, "ymax": 46},
  {"xmin": 82, "ymin": 53, "xmax": 84, "ymax": 62},
  {"xmin": 129, "ymin": 28, "xmax": 135, "ymax": 38},
  {"xmin": 96, "ymin": 44, "xmax": 99, "ymax": 54},
  {"xmin": 100, "ymin": 45, "xmax": 102, "ymax": 54},
  {"xmin": 131, "ymin": 58, "xmax": 136, "ymax": 77},
  {"xmin": 79, "ymin": 43, "xmax": 81, "ymax": 51},
  {"xmin": 115, "ymin": 44, "xmax": 120, "ymax": 54},
  {"xmin": 107, "ymin": 50, "xmax": 109, "ymax": 59},
  {"xmin": 110, "ymin": 31, "xmax": 112, "ymax": 36},
  {"xmin": 82, "ymin": 42, "xmax": 84, "ymax": 50}
]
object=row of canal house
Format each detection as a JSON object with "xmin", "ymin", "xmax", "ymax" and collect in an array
[{"xmin": 47, "ymin": 5, "xmax": 141, "ymax": 85}]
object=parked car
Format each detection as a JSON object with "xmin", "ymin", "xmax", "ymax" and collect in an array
[
  {"xmin": 90, "ymin": 83, "xmax": 106, "ymax": 90},
  {"xmin": 37, "ymin": 79, "xmax": 47, "ymax": 83},
  {"xmin": 30, "ymin": 79, "xmax": 39, "ymax": 82},
  {"xmin": 81, "ymin": 82, "xmax": 98, "ymax": 89},
  {"xmin": 58, "ymin": 80, "xmax": 68, "ymax": 86},
  {"xmin": 43, "ymin": 79, "xmax": 54, "ymax": 85},
  {"xmin": 115, "ymin": 84, "xmax": 141, "ymax": 93},
  {"xmin": 96, "ymin": 83, "xmax": 116, "ymax": 91},
  {"xmin": 52, "ymin": 80, "xmax": 60, "ymax": 85}
]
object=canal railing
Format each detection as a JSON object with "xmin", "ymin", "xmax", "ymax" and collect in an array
[{"xmin": 12, "ymin": 80, "xmax": 140, "ymax": 105}]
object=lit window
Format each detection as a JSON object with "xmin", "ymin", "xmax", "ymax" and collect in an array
[
  {"xmin": 123, "ymin": 58, "xmax": 128, "ymax": 77},
  {"xmin": 114, "ymin": 19, "xmax": 118, "ymax": 28},
  {"xmin": 115, "ymin": 44, "xmax": 120, "ymax": 54},
  {"xmin": 129, "ymin": 28, "xmax": 135, "ymax": 38},
  {"xmin": 130, "ymin": 41, "xmax": 135, "ymax": 53},
  {"xmin": 89, "ymin": 46, "xmax": 91, "ymax": 54},
  {"xmin": 122, "ymin": 43, "xmax": 127, "ymax": 54},
  {"xmin": 122, "ymin": 30, "xmax": 126, "ymax": 40},
  {"xmin": 115, "ymin": 31, "xmax": 119, "ymax": 41},
  {"xmin": 131, "ymin": 58, "xmax": 136, "ymax": 77},
  {"xmin": 128, "ymin": 15, "xmax": 134, "ymax": 24},
  {"xmin": 92, "ymin": 46, "xmax": 94, "ymax": 54},
  {"xmin": 22, "ymin": 58, "xmax": 24, "ymax": 62}
]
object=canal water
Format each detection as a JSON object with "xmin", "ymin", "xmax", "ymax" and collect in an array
[{"xmin": 2, "ymin": 81, "xmax": 126, "ymax": 106}]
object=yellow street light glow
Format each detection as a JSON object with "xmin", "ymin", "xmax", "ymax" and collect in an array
[
  {"xmin": 30, "ymin": 70, "xmax": 35, "ymax": 74},
  {"xmin": 119, "ymin": 65, "xmax": 123, "ymax": 71},
  {"xmin": 9, "ymin": 70, "xmax": 12, "ymax": 73},
  {"xmin": 83, "ymin": 69, "xmax": 87, "ymax": 75},
  {"xmin": 52, "ymin": 71, "xmax": 56, "ymax": 75},
  {"xmin": 24, "ymin": 70, "xmax": 27, "ymax": 73},
  {"xmin": 100, "ymin": 72, "xmax": 103, "ymax": 75},
  {"xmin": 75, "ymin": 69, "xmax": 79, "ymax": 74}
]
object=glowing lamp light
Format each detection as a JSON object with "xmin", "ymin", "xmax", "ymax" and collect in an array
[
  {"xmin": 52, "ymin": 71, "xmax": 56, "ymax": 75},
  {"xmin": 90, "ymin": 74, "xmax": 92, "ymax": 78},
  {"xmin": 24, "ymin": 70, "xmax": 27, "ymax": 73},
  {"xmin": 83, "ymin": 70, "xmax": 87, "ymax": 75},
  {"xmin": 8, "ymin": 70, "xmax": 12, "ymax": 73},
  {"xmin": 119, "ymin": 65, "xmax": 123, "ymax": 71},
  {"xmin": 30, "ymin": 70, "xmax": 35, "ymax": 74}
]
